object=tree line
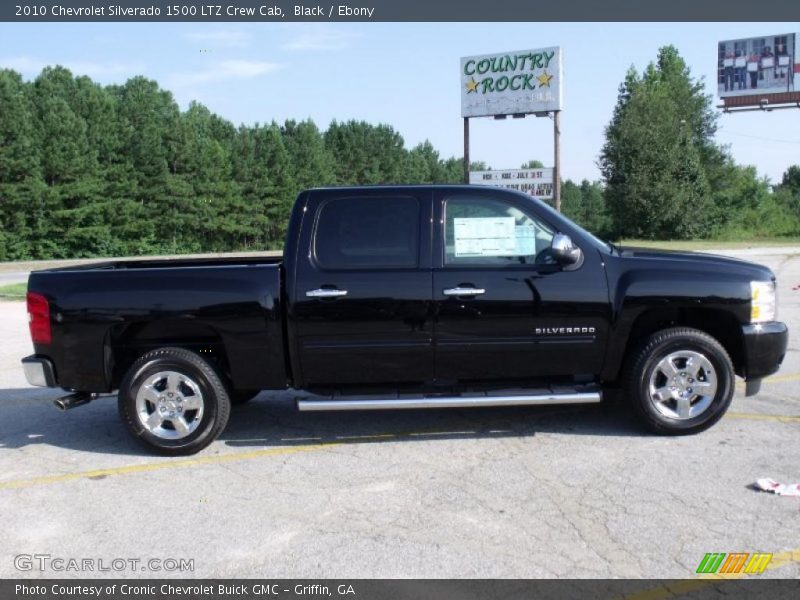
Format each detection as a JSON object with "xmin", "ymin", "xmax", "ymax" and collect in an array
[
  {"xmin": 1, "ymin": 45, "xmax": 799, "ymax": 261},
  {"xmin": 0, "ymin": 66, "xmax": 471, "ymax": 260}
]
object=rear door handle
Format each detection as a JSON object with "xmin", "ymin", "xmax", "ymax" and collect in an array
[
  {"xmin": 306, "ymin": 288, "xmax": 348, "ymax": 298},
  {"xmin": 443, "ymin": 287, "xmax": 486, "ymax": 297}
]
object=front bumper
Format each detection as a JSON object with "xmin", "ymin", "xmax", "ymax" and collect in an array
[
  {"xmin": 741, "ymin": 321, "xmax": 788, "ymax": 381},
  {"xmin": 21, "ymin": 355, "xmax": 57, "ymax": 388}
]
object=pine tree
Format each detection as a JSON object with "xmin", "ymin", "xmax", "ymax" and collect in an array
[
  {"xmin": 325, "ymin": 120, "xmax": 407, "ymax": 185},
  {"xmin": 113, "ymin": 77, "xmax": 178, "ymax": 212},
  {"xmin": 0, "ymin": 70, "xmax": 44, "ymax": 259},
  {"xmin": 282, "ymin": 119, "xmax": 336, "ymax": 194},
  {"xmin": 233, "ymin": 123, "xmax": 295, "ymax": 248},
  {"xmin": 407, "ymin": 141, "xmax": 449, "ymax": 183}
]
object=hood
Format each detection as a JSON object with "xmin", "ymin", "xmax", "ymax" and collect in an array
[{"xmin": 616, "ymin": 246, "xmax": 775, "ymax": 280}]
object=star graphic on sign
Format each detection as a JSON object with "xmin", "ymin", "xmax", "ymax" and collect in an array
[
  {"xmin": 465, "ymin": 77, "xmax": 479, "ymax": 93},
  {"xmin": 537, "ymin": 71, "xmax": 554, "ymax": 87}
]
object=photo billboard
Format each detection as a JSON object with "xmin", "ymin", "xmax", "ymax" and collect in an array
[
  {"xmin": 460, "ymin": 47, "xmax": 563, "ymax": 117},
  {"xmin": 718, "ymin": 33, "xmax": 797, "ymax": 98},
  {"xmin": 469, "ymin": 168, "xmax": 554, "ymax": 199}
]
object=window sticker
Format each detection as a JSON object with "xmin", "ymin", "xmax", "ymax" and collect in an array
[
  {"xmin": 454, "ymin": 216, "xmax": 517, "ymax": 257},
  {"xmin": 515, "ymin": 225, "xmax": 537, "ymax": 256}
]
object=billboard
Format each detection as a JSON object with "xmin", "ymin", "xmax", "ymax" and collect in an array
[
  {"xmin": 460, "ymin": 47, "xmax": 563, "ymax": 117},
  {"xmin": 718, "ymin": 33, "xmax": 797, "ymax": 98},
  {"xmin": 469, "ymin": 168, "xmax": 554, "ymax": 199}
]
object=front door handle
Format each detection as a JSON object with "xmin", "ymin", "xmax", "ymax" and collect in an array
[
  {"xmin": 443, "ymin": 287, "xmax": 486, "ymax": 297},
  {"xmin": 306, "ymin": 288, "xmax": 348, "ymax": 298}
]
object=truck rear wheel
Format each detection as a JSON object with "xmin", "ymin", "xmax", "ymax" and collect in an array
[
  {"xmin": 118, "ymin": 347, "xmax": 231, "ymax": 455},
  {"xmin": 625, "ymin": 327, "xmax": 734, "ymax": 435}
]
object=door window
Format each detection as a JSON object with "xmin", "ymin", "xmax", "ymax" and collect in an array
[
  {"xmin": 444, "ymin": 195, "xmax": 554, "ymax": 266},
  {"xmin": 314, "ymin": 196, "xmax": 420, "ymax": 270}
]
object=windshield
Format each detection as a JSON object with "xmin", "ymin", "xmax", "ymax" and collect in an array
[{"xmin": 520, "ymin": 192, "xmax": 613, "ymax": 253}]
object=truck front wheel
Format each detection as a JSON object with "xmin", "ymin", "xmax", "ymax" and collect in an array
[
  {"xmin": 118, "ymin": 347, "xmax": 231, "ymax": 455},
  {"xmin": 625, "ymin": 327, "xmax": 735, "ymax": 435}
]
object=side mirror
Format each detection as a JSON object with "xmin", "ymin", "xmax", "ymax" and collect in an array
[{"xmin": 551, "ymin": 233, "xmax": 582, "ymax": 266}]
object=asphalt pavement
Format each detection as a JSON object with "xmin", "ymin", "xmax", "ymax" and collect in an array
[{"xmin": 0, "ymin": 249, "xmax": 797, "ymax": 579}]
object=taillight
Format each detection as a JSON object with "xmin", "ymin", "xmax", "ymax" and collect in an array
[{"xmin": 27, "ymin": 292, "xmax": 52, "ymax": 344}]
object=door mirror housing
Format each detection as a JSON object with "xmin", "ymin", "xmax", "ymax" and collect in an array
[{"xmin": 551, "ymin": 234, "xmax": 583, "ymax": 266}]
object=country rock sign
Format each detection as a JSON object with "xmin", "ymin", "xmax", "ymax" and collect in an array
[
  {"xmin": 463, "ymin": 51, "xmax": 556, "ymax": 95},
  {"xmin": 460, "ymin": 46, "xmax": 562, "ymax": 118}
]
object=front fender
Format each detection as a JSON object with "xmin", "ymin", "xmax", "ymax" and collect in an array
[{"xmin": 600, "ymin": 266, "xmax": 750, "ymax": 381}]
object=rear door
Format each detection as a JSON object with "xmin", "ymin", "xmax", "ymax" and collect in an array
[
  {"xmin": 432, "ymin": 188, "xmax": 610, "ymax": 384},
  {"xmin": 292, "ymin": 189, "xmax": 434, "ymax": 387}
]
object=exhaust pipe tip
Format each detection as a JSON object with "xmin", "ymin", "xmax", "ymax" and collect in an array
[{"xmin": 53, "ymin": 393, "xmax": 94, "ymax": 411}]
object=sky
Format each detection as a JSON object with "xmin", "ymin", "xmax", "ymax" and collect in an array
[{"xmin": 1, "ymin": 21, "xmax": 799, "ymax": 184}]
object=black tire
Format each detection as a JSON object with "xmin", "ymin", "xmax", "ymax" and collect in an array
[
  {"xmin": 625, "ymin": 327, "xmax": 735, "ymax": 435},
  {"xmin": 231, "ymin": 389, "xmax": 261, "ymax": 405},
  {"xmin": 118, "ymin": 347, "xmax": 231, "ymax": 455}
]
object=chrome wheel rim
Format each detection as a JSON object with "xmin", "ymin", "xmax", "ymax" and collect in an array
[
  {"xmin": 648, "ymin": 350, "xmax": 718, "ymax": 420},
  {"xmin": 135, "ymin": 371, "xmax": 204, "ymax": 439}
]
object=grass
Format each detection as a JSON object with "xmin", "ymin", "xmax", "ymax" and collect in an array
[
  {"xmin": 617, "ymin": 237, "xmax": 800, "ymax": 251},
  {"xmin": 0, "ymin": 282, "xmax": 26, "ymax": 301}
]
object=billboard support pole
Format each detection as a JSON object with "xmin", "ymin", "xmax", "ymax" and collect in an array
[
  {"xmin": 463, "ymin": 117, "xmax": 470, "ymax": 184},
  {"xmin": 553, "ymin": 110, "xmax": 561, "ymax": 212}
]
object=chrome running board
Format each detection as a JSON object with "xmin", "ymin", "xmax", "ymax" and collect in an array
[{"xmin": 297, "ymin": 389, "xmax": 601, "ymax": 412}]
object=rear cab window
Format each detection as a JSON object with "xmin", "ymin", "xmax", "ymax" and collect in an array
[{"xmin": 313, "ymin": 196, "xmax": 421, "ymax": 270}]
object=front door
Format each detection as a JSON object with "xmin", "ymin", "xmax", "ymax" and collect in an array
[
  {"xmin": 292, "ymin": 190, "xmax": 434, "ymax": 387},
  {"xmin": 432, "ymin": 189, "xmax": 609, "ymax": 384}
]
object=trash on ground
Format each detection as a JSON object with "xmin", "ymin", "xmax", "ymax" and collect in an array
[{"xmin": 754, "ymin": 478, "xmax": 800, "ymax": 497}]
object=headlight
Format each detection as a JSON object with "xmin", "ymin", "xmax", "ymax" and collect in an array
[{"xmin": 750, "ymin": 280, "xmax": 777, "ymax": 323}]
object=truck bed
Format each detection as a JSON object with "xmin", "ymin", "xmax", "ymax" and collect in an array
[{"xmin": 27, "ymin": 257, "xmax": 288, "ymax": 392}]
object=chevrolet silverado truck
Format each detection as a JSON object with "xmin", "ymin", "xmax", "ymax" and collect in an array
[{"xmin": 22, "ymin": 185, "xmax": 788, "ymax": 455}]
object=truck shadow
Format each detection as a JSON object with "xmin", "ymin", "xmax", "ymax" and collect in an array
[
  {"xmin": 223, "ymin": 391, "xmax": 646, "ymax": 449},
  {"xmin": 0, "ymin": 388, "xmax": 645, "ymax": 456}
]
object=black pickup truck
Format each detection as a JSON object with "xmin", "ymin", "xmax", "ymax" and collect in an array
[{"xmin": 22, "ymin": 185, "xmax": 788, "ymax": 454}]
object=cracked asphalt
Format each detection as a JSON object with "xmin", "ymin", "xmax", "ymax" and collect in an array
[{"xmin": 0, "ymin": 249, "xmax": 797, "ymax": 579}]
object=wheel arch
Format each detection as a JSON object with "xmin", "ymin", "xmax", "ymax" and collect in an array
[
  {"xmin": 107, "ymin": 319, "xmax": 230, "ymax": 390},
  {"xmin": 604, "ymin": 306, "xmax": 745, "ymax": 383}
]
